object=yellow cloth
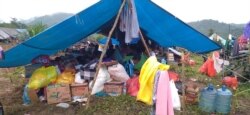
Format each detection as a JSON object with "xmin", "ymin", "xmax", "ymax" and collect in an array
[
  {"xmin": 136, "ymin": 56, "xmax": 170, "ymax": 105},
  {"xmin": 28, "ymin": 66, "xmax": 57, "ymax": 90},
  {"xmin": 56, "ymin": 71, "xmax": 75, "ymax": 84}
]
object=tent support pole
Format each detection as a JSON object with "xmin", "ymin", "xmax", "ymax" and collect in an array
[
  {"xmin": 181, "ymin": 51, "xmax": 186, "ymax": 114},
  {"xmin": 139, "ymin": 30, "xmax": 151, "ymax": 56},
  {"xmin": 85, "ymin": 0, "xmax": 126, "ymax": 109}
]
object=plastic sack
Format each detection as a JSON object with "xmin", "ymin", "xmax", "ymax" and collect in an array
[
  {"xmin": 28, "ymin": 66, "xmax": 57, "ymax": 89},
  {"xmin": 75, "ymin": 72, "xmax": 85, "ymax": 84},
  {"xmin": 170, "ymin": 80, "xmax": 181, "ymax": 110},
  {"xmin": 56, "ymin": 71, "xmax": 75, "ymax": 84},
  {"xmin": 126, "ymin": 77, "xmax": 139, "ymax": 96},
  {"xmin": 108, "ymin": 63, "xmax": 129, "ymax": 82},
  {"xmin": 90, "ymin": 66, "xmax": 112, "ymax": 95}
]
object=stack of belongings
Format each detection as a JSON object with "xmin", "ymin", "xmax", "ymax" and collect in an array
[
  {"xmin": 80, "ymin": 59, "xmax": 98, "ymax": 81},
  {"xmin": 185, "ymin": 83, "xmax": 199, "ymax": 104}
]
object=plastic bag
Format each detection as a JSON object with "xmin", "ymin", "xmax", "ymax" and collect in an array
[
  {"xmin": 22, "ymin": 84, "xmax": 31, "ymax": 104},
  {"xmin": 56, "ymin": 71, "xmax": 75, "ymax": 84},
  {"xmin": 108, "ymin": 63, "xmax": 129, "ymax": 82},
  {"xmin": 28, "ymin": 66, "xmax": 57, "ymax": 89},
  {"xmin": 90, "ymin": 66, "xmax": 112, "ymax": 95},
  {"xmin": 207, "ymin": 58, "xmax": 216, "ymax": 77},
  {"xmin": 199, "ymin": 58, "xmax": 216, "ymax": 77},
  {"xmin": 168, "ymin": 71, "xmax": 179, "ymax": 82},
  {"xmin": 170, "ymin": 80, "xmax": 181, "ymax": 110},
  {"xmin": 75, "ymin": 72, "xmax": 85, "ymax": 84},
  {"xmin": 126, "ymin": 77, "xmax": 139, "ymax": 96},
  {"xmin": 223, "ymin": 76, "xmax": 238, "ymax": 90}
]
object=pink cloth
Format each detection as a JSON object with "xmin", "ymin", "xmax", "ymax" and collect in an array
[{"xmin": 156, "ymin": 71, "xmax": 174, "ymax": 115}]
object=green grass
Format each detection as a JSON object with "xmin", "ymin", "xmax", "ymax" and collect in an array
[
  {"xmin": 1, "ymin": 53, "xmax": 250, "ymax": 114},
  {"xmin": 78, "ymin": 95, "xmax": 151, "ymax": 115}
]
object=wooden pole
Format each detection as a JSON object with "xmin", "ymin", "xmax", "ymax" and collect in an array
[
  {"xmin": 85, "ymin": 0, "xmax": 127, "ymax": 109},
  {"xmin": 181, "ymin": 51, "xmax": 186, "ymax": 114},
  {"xmin": 139, "ymin": 30, "xmax": 151, "ymax": 56}
]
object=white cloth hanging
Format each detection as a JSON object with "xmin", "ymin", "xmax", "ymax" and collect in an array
[
  {"xmin": 212, "ymin": 51, "xmax": 229, "ymax": 73},
  {"xmin": 119, "ymin": 0, "xmax": 139, "ymax": 43}
]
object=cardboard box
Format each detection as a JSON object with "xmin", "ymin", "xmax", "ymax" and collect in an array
[
  {"xmin": 70, "ymin": 83, "xmax": 89, "ymax": 97},
  {"xmin": 46, "ymin": 84, "xmax": 71, "ymax": 104},
  {"xmin": 28, "ymin": 89, "xmax": 39, "ymax": 103},
  {"xmin": 104, "ymin": 81, "xmax": 124, "ymax": 96}
]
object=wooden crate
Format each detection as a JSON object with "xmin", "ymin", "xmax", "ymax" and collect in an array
[
  {"xmin": 104, "ymin": 81, "xmax": 124, "ymax": 96},
  {"xmin": 70, "ymin": 83, "xmax": 89, "ymax": 97},
  {"xmin": 46, "ymin": 84, "xmax": 71, "ymax": 104}
]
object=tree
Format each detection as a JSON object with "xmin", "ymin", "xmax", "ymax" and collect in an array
[
  {"xmin": 208, "ymin": 28, "xmax": 214, "ymax": 36},
  {"xmin": 0, "ymin": 18, "xmax": 27, "ymax": 28},
  {"xmin": 27, "ymin": 22, "xmax": 47, "ymax": 37}
]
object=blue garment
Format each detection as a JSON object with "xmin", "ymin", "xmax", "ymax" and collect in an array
[
  {"xmin": 98, "ymin": 38, "xmax": 120, "ymax": 46},
  {"xmin": 22, "ymin": 84, "xmax": 31, "ymax": 104},
  {"xmin": 124, "ymin": 60, "xmax": 134, "ymax": 77}
]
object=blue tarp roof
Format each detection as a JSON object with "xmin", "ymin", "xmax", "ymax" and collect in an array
[{"xmin": 0, "ymin": 0, "xmax": 221, "ymax": 68}]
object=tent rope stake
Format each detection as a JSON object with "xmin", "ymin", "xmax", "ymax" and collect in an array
[{"xmin": 85, "ymin": 0, "xmax": 127, "ymax": 109}]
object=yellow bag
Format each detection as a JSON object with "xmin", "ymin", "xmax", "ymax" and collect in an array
[
  {"xmin": 56, "ymin": 72, "xmax": 74, "ymax": 84},
  {"xmin": 28, "ymin": 66, "xmax": 57, "ymax": 90},
  {"xmin": 136, "ymin": 56, "xmax": 169, "ymax": 105}
]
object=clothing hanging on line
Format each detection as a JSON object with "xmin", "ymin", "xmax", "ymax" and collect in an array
[{"xmin": 119, "ymin": 0, "xmax": 140, "ymax": 43}]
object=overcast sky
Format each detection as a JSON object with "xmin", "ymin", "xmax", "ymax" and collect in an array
[{"xmin": 0, "ymin": 0, "xmax": 249, "ymax": 24}]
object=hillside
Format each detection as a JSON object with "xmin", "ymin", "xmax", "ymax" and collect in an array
[
  {"xmin": 23, "ymin": 13, "xmax": 73, "ymax": 27},
  {"xmin": 21, "ymin": 13, "xmax": 245, "ymax": 39},
  {"xmin": 188, "ymin": 19, "xmax": 244, "ymax": 38}
]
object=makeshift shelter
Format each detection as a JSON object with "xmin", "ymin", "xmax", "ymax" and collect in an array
[
  {"xmin": 209, "ymin": 33, "xmax": 226, "ymax": 46},
  {"xmin": 0, "ymin": 30, "xmax": 10, "ymax": 40},
  {"xmin": 0, "ymin": 0, "xmax": 221, "ymax": 68},
  {"xmin": 0, "ymin": 27, "xmax": 19, "ymax": 39}
]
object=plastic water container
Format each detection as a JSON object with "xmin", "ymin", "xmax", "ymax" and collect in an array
[
  {"xmin": 215, "ymin": 85, "xmax": 232, "ymax": 114},
  {"xmin": 199, "ymin": 84, "xmax": 217, "ymax": 113}
]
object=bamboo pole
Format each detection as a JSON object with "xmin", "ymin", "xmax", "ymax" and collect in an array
[
  {"xmin": 181, "ymin": 51, "xmax": 186, "ymax": 114},
  {"xmin": 139, "ymin": 30, "xmax": 151, "ymax": 56},
  {"xmin": 85, "ymin": 0, "xmax": 127, "ymax": 109}
]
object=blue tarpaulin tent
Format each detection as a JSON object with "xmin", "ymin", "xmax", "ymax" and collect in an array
[{"xmin": 0, "ymin": 0, "xmax": 221, "ymax": 67}]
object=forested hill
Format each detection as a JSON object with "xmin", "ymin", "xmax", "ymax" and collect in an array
[{"xmin": 188, "ymin": 19, "xmax": 244, "ymax": 38}]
